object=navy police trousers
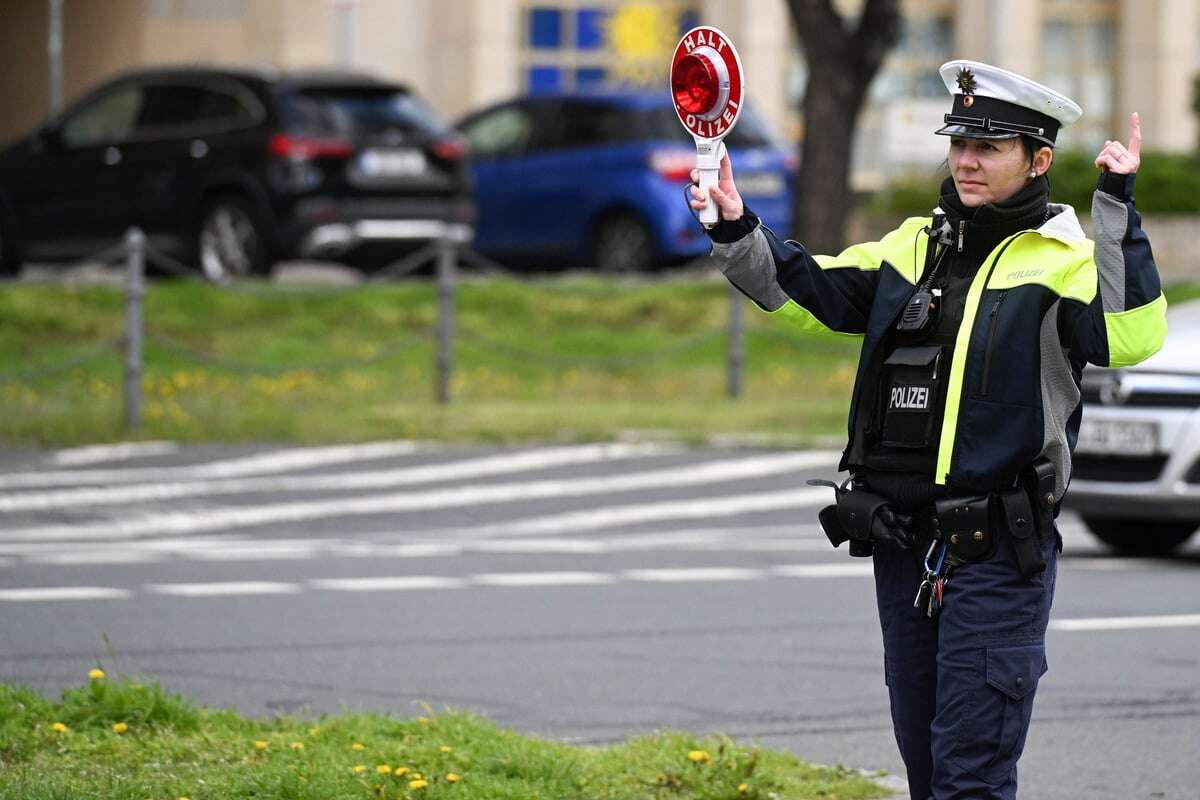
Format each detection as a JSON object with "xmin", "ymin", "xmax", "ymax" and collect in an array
[{"xmin": 873, "ymin": 530, "xmax": 1058, "ymax": 799}]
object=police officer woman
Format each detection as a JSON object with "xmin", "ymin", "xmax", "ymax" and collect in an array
[{"xmin": 688, "ymin": 61, "xmax": 1166, "ymax": 800}]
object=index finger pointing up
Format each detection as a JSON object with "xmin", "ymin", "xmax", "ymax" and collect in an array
[{"xmin": 1127, "ymin": 112, "xmax": 1142, "ymax": 158}]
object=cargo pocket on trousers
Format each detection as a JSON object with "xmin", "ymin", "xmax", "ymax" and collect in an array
[{"xmin": 969, "ymin": 644, "xmax": 1048, "ymax": 783}]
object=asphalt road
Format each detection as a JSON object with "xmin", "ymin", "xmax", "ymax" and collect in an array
[{"xmin": 1, "ymin": 441, "xmax": 1197, "ymax": 799}]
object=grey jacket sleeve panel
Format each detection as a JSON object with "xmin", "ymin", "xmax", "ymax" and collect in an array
[
  {"xmin": 1090, "ymin": 171, "xmax": 1162, "ymax": 313},
  {"xmin": 1059, "ymin": 172, "xmax": 1168, "ymax": 368}
]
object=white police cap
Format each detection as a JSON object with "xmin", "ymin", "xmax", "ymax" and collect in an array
[{"xmin": 935, "ymin": 60, "xmax": 1082, "ymax": 146}]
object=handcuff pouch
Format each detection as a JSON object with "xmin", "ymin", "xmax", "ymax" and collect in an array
[
  {"xmin": 999, "ymin": 486, "xmax": 1046, "ymax": 578},
  {"xmin": 817, "ymin": 504, "xmax": 874, "ymax": 557},
  {"xmin": 836, "ymin": 489, "xmax": 889, "ymax": 543},
  {"xmin": 1022, "ymin": 458, "xmax": 1058, "ymax": 539},
  {"xmin": 935, "ymin": 494, "xmax": 996, "ymax": 562}
]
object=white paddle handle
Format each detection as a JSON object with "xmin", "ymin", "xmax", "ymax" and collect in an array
[{"xmin": 695, "ymin": 139, "xmax": 726, "ymax": 228}]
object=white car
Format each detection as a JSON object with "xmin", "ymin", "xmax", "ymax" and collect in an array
[{"xmin": 1065, "ymin": 298, "xmax": 1200, "ymax": 555}]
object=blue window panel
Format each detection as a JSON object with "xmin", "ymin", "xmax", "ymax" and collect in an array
[
  {"xmin": 528, "ymin": 65, "xmax": 562, "ymax": 94},
  {"xmin": 678, "ymin": 9, "xmax": 701, "ymax": 33},
  {"xmin": 576, "ymin": 67, "xmax": 606, "ymax": 89},
  {"xmin": 529, "ymin": 8, "xmax": 562, "ymax": 48},
  {"xmin": 576, "ymin": 8, "xmax": 607, "ymax": 49}
]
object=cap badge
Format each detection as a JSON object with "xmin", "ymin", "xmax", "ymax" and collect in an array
[{"xmin": 956, "ymin": 67, "xmax": 977, "ymax": 106}]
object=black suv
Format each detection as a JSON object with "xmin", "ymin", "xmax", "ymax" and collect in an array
[{"xmin": 0, "ymin": 67, "xmax": 473, "ymax": 279}]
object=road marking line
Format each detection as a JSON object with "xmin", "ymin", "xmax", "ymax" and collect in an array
[
  {"xmin": 623, "ymin": 567, "xmax": 764, "ymax": 582},
  {"xmin": 189, "ymin": 545, "xmax": 319, "ymax": 561},
  {"xmin": 0, "ymin": 443, "xmax": 675, "ymax": 512},
  {"xmin": 0, "ymin": 454, "xmax": 836, "ymax": 542},
  {"xmin": 27, "ymin": 550, "xmax": 166, "ymax": 565},
  {"xmin": 0, "ymin": 586, "xmax": 132, "ymax": 602},
  {"xmin": 1050, "ymin": 613, "xmax": 1200, "ymax": 632},
  {"xmin": 0, "ymin": 441, "xmax": 424, "ymax": 489},
  {"xmin": 470, "ymin": 571, "xmax": 616, "ymax": 587},
  {"xmin": 470, "ymin": 539, "xmax": 610, "ymax": 554},
  {"xmin": 310, "ymin": 576, "xmax": 467, "ymax": 592},
  {"xmin": 50, "ymin": 441, "xmax": 179, "ymax": 466},
  {"xmin": 771, "ymin": 563, "xmax": 875, "ymax": 578},
  {"xmin": 0, "ymin": 528, "xmax": 834, "ymax": 564},
  {"xmin": 145, "ymin": 581, "xmax": 302, "ymax": 597},
  {"xmin": 465, "ymin": 487, "xmax": 832, "ymax": 537}
]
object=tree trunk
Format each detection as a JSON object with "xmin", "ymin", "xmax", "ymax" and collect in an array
[{"xmin": 785, "ymin": 0, "xmax": 900, "ymax": 255}]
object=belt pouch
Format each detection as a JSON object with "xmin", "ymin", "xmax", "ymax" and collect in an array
[
  {"xmin": 1000, "ymin": 487, "xmax": 1046, "ymax": 578},
  {"xmin": 1023, "ymin": 459, "xmax": 1057, "ymax": 538},
  {"xmin": 879, "ymin": 346, "xmax": 943, "ymax": 448},
  {"xmin": 836, "ymin": 489, "xmax": 889, "ymax": 542},
  {"xmin": 935, "ymin": 494, "xmax": 995, "ymax": 562}
]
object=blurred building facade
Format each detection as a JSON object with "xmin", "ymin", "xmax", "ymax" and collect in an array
[{"xmin": 1, "ymin": 0, "xmax": 1197, "ymax": 186}]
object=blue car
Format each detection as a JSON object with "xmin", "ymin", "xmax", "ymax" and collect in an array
[{"xmin": 455, "ymin": 90, "xmax": 794, "ymax": 272}]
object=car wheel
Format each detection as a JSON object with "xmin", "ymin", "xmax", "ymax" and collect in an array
[
  {"xmin": 1082, "ymin": 516, "xmax": 1198, "ymax": 556},
  {"xmin": 196, "ymin": 194, "xmax": 272, "ymax": 281},
  {"xmin": 590, "ymin": 212, "xmax": 656, "ymax": 273},
  {"xmin": 0, "ymin": 204, "xmax": 20, "ymax": 278}
]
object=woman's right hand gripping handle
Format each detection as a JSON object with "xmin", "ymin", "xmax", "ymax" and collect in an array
[{"xmin": 689, "ymin": 150, "xmax": 744, "ymax": 224}]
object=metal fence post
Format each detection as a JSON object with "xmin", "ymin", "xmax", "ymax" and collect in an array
[
  {"xmin": 435, "ymin": 236, "xmax": 456, "ymax": 405},
  {"xmin": 727, "ymin": 284, "xmax": 744, "ymax": 399},
  {"xmin": 123, "ymin": 228, "xmax": 145, "ymax": 429}
]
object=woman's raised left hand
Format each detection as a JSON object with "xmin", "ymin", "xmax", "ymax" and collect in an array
[{"xmin": 1094, "ymin": 112, "xmax": 1141, "ymax": 174}]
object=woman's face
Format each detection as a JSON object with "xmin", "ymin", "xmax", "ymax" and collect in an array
[{"xmin": 948, "ymin": 136, "xmax": 1030, "ymax": 207}]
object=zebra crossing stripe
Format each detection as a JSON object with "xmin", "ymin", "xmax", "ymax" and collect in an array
[
  {"xmin": 0, "ymin": 443, "xmax": 676, "ymax": 512},
  {"xmin": 0, "ymin": 452, "xmax": 837, "ymax": 542},
  {"xmin": 50, "ymin": 441, "xmax": 179, "ymax": 466},
  {"xmin": 0, "ymin": 441, "xmax": 425, "ymax": 489}
]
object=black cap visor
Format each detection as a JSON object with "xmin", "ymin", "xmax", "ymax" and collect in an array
[
  {"xmin": 933, "ymin": 94, "xmax": 1059, "ymax": 146},
  {"xmin": 935, "ymin": 123, "xmax": 1019, "ymax": 140}
]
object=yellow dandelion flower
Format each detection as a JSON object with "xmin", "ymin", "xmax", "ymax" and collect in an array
[
  {"xmin": 393, "ymin": 766, "xmax": 409, "ymax": 777},
  {"xmin": 178, "ymin": 796, "xmax": 190, "ymax": 800},
  {"xmin": 409, "ymin": 779, "xmax": 429, "ymax": 790},
  {"xmin": 446, "ymin": 772, "xmax": 461, "ymax": 783},
  {"xmin": 289, "ymin": 741, "xmax": 304, "ymax": 750},
  {"xmin": 254, "ymin": 740, "xmax": 269, "ymax": 751},
  {"xmin": 411, "ymin": 772, "xmax": 423, "ymax": 780},
  {"xmin": 88, "ymin": 668, "xmax": 105, "ymax": 680},
  {"xmin": 738, "ymin": 783, "xmax": 749, "ymax": 794},
  {"xmin": 112, "ymin": 722, "xmax": 128, "ymax": 734},
  {"xmin": 687, "ymin": 750, "xmax": 710, "ymax": 763},
  {"xmin": 352, "ymin": 764, "xmax": 368, "ymax": 774},
  {"xmin": 376, "ymin": 765, "xmax": 391, "ymax": 775},
  {"xmin": 440, "ymin": 745, "xmax": 452, "ymax": 753},
  {"xmin": 308, "ymin": 727, "xmax": 319, "ymax": 736},
  {"xmin": 51, "ymin": 722, "xmax": 68, "ymax": 733},
  {"xmin": 351, "ymin": 742, "xmax": 366, "ymax": 751}
]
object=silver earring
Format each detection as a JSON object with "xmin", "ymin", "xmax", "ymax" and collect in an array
[{"xmin": 1029, "ymin": 169, "xmax": 1037, "ymax": 178}]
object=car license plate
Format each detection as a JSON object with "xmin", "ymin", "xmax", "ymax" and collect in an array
[
  {"xmin": 358, "ymin": 148, "xmax": 426, "ymax": 177},
  {"xmin": 735, "ymin": 171, "xmax": 785, "ymax": 197},
  {"xmin": 1075, "ymin": 419, "xmax": 1159, "ymax": 456}
]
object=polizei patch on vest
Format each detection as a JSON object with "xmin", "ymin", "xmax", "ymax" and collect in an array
[{"xmin": 889, "ymin": 385, "xmax": 931, "ymax": 412}]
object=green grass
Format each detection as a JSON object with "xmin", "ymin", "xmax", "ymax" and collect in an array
[
  {"xmin": 0, "ymin": 277, "xmax": 860, "ymax": 447},
  {"xmin": 2, "ymin": 277, "xmax": 1195, "ymax": 447},
  {"xmin": 0, "ymin": 675, "xmax": 890, "ymax": 800}
]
